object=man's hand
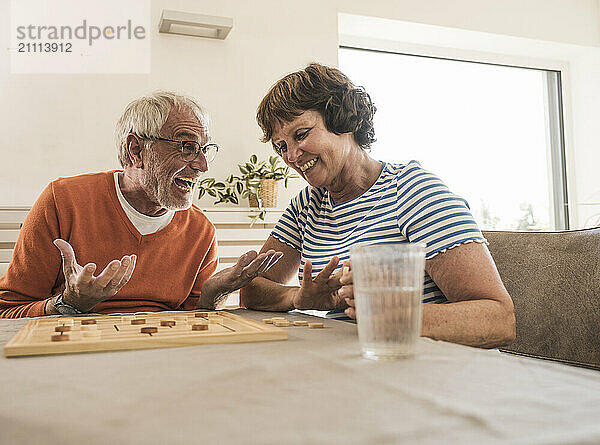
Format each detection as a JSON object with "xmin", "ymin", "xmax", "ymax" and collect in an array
[
  {"xmin": 292, "ymin": 257, "xmax": 347, "ymax": 311},
  {"xmin": 53, "ymin": 239, "xmax": 137, "ymax": 313},
  {"xmin": 200, "ymin": 249, "xmax": 284, "ymax": 309}
]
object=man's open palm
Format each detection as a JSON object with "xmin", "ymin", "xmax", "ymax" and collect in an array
[{"xmin": 53, "ymin": 239, "xmax": 136, "ymax": 312}]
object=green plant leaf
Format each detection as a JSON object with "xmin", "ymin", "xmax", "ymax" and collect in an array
[
  {"xmin": 249, "ymin": 209, "xmax": 266, "ymax": 227},
  {"xmin": 207, "ymin": 189, "xmax": 216, "ymax": 197},
  {"xmin": 250, "ymin": 154, "xmax": 258, "ymax": 164}
]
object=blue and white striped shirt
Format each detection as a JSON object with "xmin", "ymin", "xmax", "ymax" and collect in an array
[{"xmin": 271, "ymin": 161, "xmax": 486, "ymax": 304}]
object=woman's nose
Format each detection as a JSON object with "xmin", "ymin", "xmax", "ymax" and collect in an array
[{"xmin": 285, "ymin": 144, "xmax": 303, "ymax": 164}]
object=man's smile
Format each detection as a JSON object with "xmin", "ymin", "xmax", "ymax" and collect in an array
[{"xmin": 173, "ymin": 176, "xmax": 198, "ymax": 192}]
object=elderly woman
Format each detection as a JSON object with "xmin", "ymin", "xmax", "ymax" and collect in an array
[{"xmin": 240, "ymin": 63, "xmax": 515, "ymax": 348}]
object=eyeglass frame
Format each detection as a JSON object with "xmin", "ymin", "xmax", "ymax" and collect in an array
[{"xmin": 152, "ymin": 136, "xmax": 220, "ymax": 163}]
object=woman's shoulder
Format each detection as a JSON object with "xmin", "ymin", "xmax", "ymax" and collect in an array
[
  {"xmin": 383, "ymin": 160, "xmax": 446, "ymax": 188},
  {"xmin": 289, "ymin": 185, "xmax": 327, "ymax": 210},
  {"xmin": 383, "ymin": 160, "xmax": 427, "ymax": 177}
]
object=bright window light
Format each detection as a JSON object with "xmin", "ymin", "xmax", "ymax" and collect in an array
[{"xmin": 339, "ymin": 47, "xmax": 568, "ymax": 230}]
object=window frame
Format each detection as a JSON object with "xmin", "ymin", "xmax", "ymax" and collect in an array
[{"xmin": 338, "ymin": 41, "xmax": 570, "ymax": 230}]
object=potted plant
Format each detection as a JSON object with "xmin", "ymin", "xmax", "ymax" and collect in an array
[{"xmin": 197, "ymin": 154, "xmax": 299, "ymax": 222}]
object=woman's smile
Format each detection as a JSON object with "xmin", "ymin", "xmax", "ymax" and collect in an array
[{"xmin": 298, "ymin": 157, "xmax": 319, "ymax": 173}]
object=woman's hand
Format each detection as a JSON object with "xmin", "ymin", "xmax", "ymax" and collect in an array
[{"xmin": 292, "ymin": 257, "xmax": 347, "ymax": 310}]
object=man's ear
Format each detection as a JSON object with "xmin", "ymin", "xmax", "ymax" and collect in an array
[{"xmin": 126, "ymin": 133, "xmax": 144, "ymax": 168}]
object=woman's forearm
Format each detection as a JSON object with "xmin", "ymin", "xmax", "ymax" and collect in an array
[{"xmin": 421, "ymin": 299, "xmax": 516, "ymax": 348}]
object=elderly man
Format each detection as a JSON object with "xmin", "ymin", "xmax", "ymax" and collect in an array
[{"xmin": 0, "ymin": 91, "xmax": 281, "ymax": 318}]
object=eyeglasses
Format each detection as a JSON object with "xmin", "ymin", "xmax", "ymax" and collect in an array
[{"xmin": 154, "ymin": 137, "xmax": 220, "ymax": 163}]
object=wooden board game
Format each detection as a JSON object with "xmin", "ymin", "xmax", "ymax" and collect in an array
[{"xmin": 4, "ymin": 311, "xmax": 287, "ymax": 357}]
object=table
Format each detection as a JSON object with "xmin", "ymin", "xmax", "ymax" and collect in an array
[{"xmin": 1, "ymin": 309, "xmax": 600, "ymax": 444}]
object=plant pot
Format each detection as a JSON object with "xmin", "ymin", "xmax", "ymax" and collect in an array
[
  {"xmin": 247, "ymin": 179, "xmax": 279, "ymax": 208},
  {"xmin": 248, "ymin": 194, "xmax": 259, "ymax": 208},
  {"xmin": 259, "ymin": 179, "xmax": 278, "ymax": 207}
]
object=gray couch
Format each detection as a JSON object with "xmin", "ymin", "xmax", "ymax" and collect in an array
[{"xmin": 484, "ymin": 229, "xmax": 600, "ymax": 370}]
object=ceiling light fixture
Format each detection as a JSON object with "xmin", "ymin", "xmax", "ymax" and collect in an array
[{"xmin": 158, "ymin": 10, "xmax": 232, "ymax": 40}]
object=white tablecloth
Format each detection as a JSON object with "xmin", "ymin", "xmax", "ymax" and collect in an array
[{"xmin": 1, "ymin": 309, "xmax": 599, "ymax": 445}]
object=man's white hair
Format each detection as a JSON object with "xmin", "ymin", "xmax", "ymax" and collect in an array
[{"xmin": 115, "ymin": 91, "xmax": 209, "ymax": 167}]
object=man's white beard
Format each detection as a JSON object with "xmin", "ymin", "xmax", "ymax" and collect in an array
[{"xmin": 143, "ymin": 148, "xmax": 193, "ymax": 211}]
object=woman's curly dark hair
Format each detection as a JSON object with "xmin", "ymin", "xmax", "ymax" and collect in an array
[{"xmin": 256, "ymin": 63, "xmax": 376, "ymax": 149}]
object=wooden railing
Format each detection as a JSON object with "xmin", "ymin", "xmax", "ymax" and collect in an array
[{"xmin": 0, "ymin": 207, "xmax": 29, "ymax": 276}]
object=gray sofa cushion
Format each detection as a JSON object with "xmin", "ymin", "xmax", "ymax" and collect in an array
[{"xmin": 484, "ymin": 229, "xmax": 600, "ymax": 370}]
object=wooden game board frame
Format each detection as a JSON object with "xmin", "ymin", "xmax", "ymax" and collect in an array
[{"xmin": 4, "ymin": 311, "xmax": 287, "ymax": 357}]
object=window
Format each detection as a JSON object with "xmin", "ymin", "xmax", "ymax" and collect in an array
[{"xmin": 339, "ymin": 47, "xmax": 568, "ymax": 230}]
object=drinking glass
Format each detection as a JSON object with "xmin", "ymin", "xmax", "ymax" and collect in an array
[{"xmin": 350, "ymin": 243, "xmax": 426, "ymax": 360}]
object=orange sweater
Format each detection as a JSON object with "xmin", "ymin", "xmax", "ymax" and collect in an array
[{"xmin": 0, "ymin": 171, "xmax": 218, "ymax": 318}]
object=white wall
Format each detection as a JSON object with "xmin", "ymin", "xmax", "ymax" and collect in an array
[{"xmin": 1, "ymin": 0, "xmax": 599, "ymax": 220}]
